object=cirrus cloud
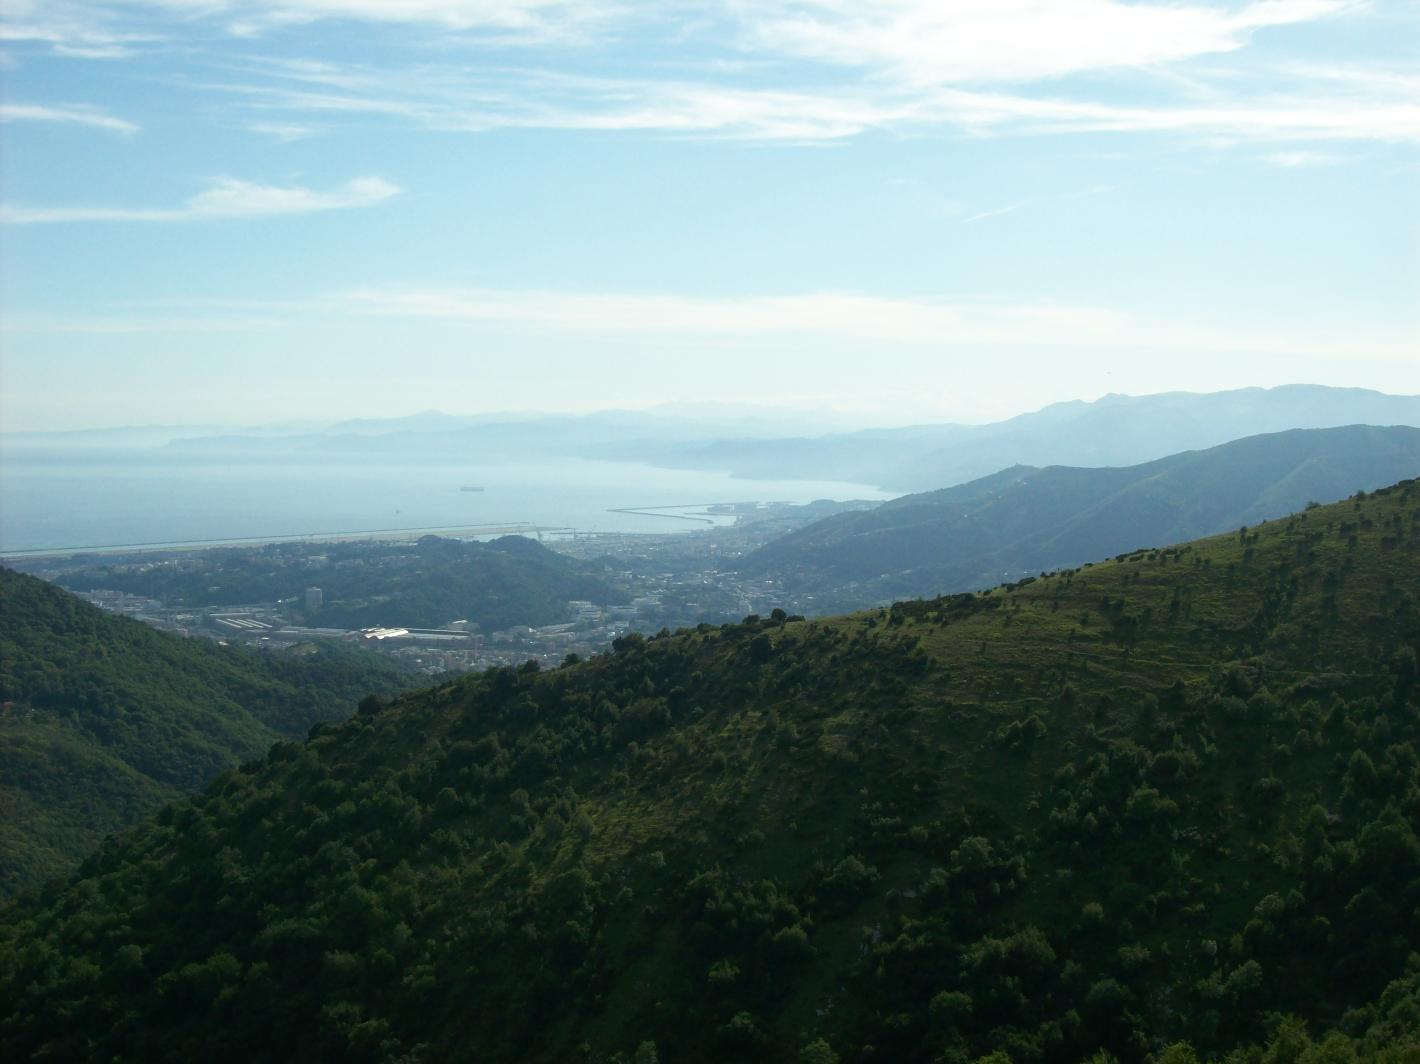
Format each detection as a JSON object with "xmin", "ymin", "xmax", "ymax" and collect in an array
[
  {"xmin": 321, "ymin": 285, "xmax": 1418, "ymax": 364},
  {"xmin": 0, "ymin": 175, "xmax": 401, "ymax": 224},
  {"xmin": 216, "ymin": 58, "xmax": 1420, "ymax": 145},
  {"xmin": 6, "ymin": 1, "xmax": 1413, "ymax": 148},
  {"xmin": 734, "ymin": 0, "xmax": 1364, "ymax": 85},
  {"xmin": 0, "ymin": 102, "xmax": 139, "ymax": 133}
]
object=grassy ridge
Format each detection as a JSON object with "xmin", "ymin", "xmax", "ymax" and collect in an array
[{"xmin": 1, "ymin": 482, "xmax": 1418, "ymax": 1061}]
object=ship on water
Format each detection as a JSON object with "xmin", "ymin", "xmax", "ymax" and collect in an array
[{"xmin": 460, "ymin": 486, "xmax": 485, "ymax": 492}]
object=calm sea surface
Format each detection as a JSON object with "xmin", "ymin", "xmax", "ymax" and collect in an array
[{"xmin": 0, "ymin": 448, "xmax": 892, "ymax": 554}]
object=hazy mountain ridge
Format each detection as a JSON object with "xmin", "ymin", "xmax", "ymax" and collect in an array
[
  {"xmin": 630, "ymin": 385, "xmax": 1420, "ymax": 491},
  {"xmin": 13, "ymin": 387, "xmax": 1417, "ymax": 493},
  {"xmin": 741, "ymin": 425, "xmax": 1420, "ymax": 609},
  {"xmin": 156, "ymin": 407, "xmax": 875, "ymax": 461},
  {"xmin": 2, "ymin": 484, "xmax": 1418, "ymax": 1061}
]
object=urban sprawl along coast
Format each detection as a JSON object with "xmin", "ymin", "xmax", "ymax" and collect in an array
[{"xmin": 6, "ymin": 500, "xmax": 874, "ymax": 675}]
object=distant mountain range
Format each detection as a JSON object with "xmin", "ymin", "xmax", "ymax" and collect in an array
[
  {"xmin": 135, "ymin": 409, "xmax": 865, "ymax": 467},
  {"xmin": 621, "ymin": 385, "xmax": 1420, "ymax": 491},
  {"xmin": 12, "ymin": 387, "xmax": 1417, "ymax": 492},
  {"xmin": 4, "ymin": 405, "xmax": 872, "ymax": 459},
  {"xmin": 741, "ymin": 424, "xmax": 1420, "ymax": 609}
]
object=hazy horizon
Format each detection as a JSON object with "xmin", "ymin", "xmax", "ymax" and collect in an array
[
  {"xmin": 2, "ymin": 1, "xmax": 1417, "ymax": 433},
  {"xmin": 6, "ymin": 382, "xmax": 1420, "ymax": 439}
]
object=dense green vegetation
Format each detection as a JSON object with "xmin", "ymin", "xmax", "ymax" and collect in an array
[
  {"xmin": 0, "ymin": 569, "xmax": 416, "ymax": 895},
  {"xmin": 744, "ymin": 425, "xmax": 1420, "ymax": 613},
  {"xmin": 55, "ymin": 534, "xmax": 626, "ymax": 631},
  {"xmin": 3, "ymin": 482, "xmax": 1420, "ymax": 1061}
]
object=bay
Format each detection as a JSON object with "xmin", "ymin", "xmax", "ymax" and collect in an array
[{"xmin": 0, "ymin": 447, "xmax": 893, "ymax": 554}]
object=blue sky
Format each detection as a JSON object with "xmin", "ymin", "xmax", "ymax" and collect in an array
[{"xmin": 1, "ymin": 0, "xmax": 1416, "ymax": 431}]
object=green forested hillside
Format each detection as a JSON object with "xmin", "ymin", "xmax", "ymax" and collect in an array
[
  {"xmin": 54, "ymin": 534, "xmax": 626, "ymax": 631},
  {"xmin": 0, "ymin": 569, "xmax": 415, "ymax": 895},
  {"xmin": 2, "ymin": 483, "xmax": 1420, "ymax": 1062},
  {"xmin": 743, "ymin": 424, "xmax": 1420, "ymax": 612}
]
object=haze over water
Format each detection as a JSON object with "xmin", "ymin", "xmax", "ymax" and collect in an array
[{"xmin": 0, "ymin": 448, "xmax": 891, "ymax": 554}]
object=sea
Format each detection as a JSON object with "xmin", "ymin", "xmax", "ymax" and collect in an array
[{"xmin": 0, "ymin": 447, "xmax": 893, "ymax": 555}]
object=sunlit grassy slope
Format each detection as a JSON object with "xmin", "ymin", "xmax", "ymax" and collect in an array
[{"xmin": 2, "ymin": 481, "xmax": 1419, "ymax": 1063}]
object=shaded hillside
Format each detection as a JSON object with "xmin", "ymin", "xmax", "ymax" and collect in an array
[
  {"xmin": 626, "ymin": 385, "xmax": 1420, "ymax": 492},
  {"xmin": 742, "ymin": 425, "xmax": 1420, "ymax": 612},
  {"xmin": 2, "ymin": 483, "xmax": 1420, "ymax": 1062},
  {"xmin": 0, "ymin": 569, "xmax": 415, "ymax": 895},
  {"xmin": 56, "ymin": 534, "xmax": 626, "ymax": 632}
]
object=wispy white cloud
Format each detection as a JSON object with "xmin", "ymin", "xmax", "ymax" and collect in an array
[
  {"xmin": 960, "ymin": 183, "xmax": 1116, "ymax": 224},
  {"xmin": 245, "ymin": 120, "xmax": 317, "ymax": 141},
  {"xmin": 210, "ymin": 62, "xmax": 888, "ymax": 141},
  {"xmin": 6, "ymin": 0, "xmax": 1414, "ymax": 148},
  {"xmin": 0, "ymin": 175, "xmax": 400, "ymax": 224},
  {"xmin": 10, "ymin": 286, "xmax": 1415, "ymax": 369},
  {"xmin": 915, "ymin": 85, "xmax": 1420, "ymax": 143},
  {"xmin": 333, "ymin": 287, "xmax": 1126, "ymax": 344},
  {"xmin": 961, "ymin": 202, "xmax": 1031, "ymax": 224},
  {"xmin": 732, "ymin": 0, "xmax": 1362, "ymax": 86},
  {"xmin": 1265, "ymin": 149, "xmax": 1343, "ymax": 166},
  {"xmin": 214, "ymin": 56, "xmax": 1420, "ymax": 145},
  {"xmin": 0, "ymin": 0, "xmax": 623, "ymax": 53},
  {"xmin": 0, "ymin": 102, "xmax": 139, "ymax": 133},
  {"xmin": 320, "ymin": 286, "xmax": 1419, "ymax": 363},
  {"xmin": 1277, "ymin": 62, "xmax": 1420, "ymax": 94},
  {"xmin": 12, "ymin": 0, "xmax": 1360, "ymax": 64},
  {"xmin": 0, "ymin": 0, "xmax": 154, "ymax": 58},
  {"xmin": 1, "ymin": 312, "xmax": 286, "ymax": 334},
  {"xmin": 214, "ymin": 0, "xmax": 620, "ymax": 40}
]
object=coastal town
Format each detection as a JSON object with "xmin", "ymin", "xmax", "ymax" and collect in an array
[
  {"xmin": 10, "ymin": 499, "xmax": 873, "ymax": 675},
  {"xmin": 58, "ymin": 584, "xmax": 765, "ymax": 676}
]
